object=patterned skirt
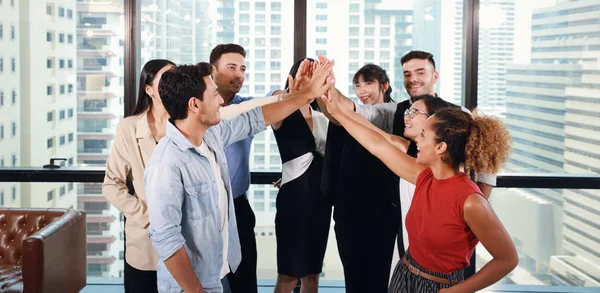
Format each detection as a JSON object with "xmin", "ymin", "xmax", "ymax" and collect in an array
[{"xmin": 388, "ymin": 251, "xmax": 465, "ymax": 293}]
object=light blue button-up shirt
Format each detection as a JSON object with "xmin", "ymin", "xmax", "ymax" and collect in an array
[
  {"xmin": 144, "ymin": 108, "xmax": 266, "ymax": 293},
  {"xmin": 224, "ymin": 94, "xmax": 254, "ymax": 198}
]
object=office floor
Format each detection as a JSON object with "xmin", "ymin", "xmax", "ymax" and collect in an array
[{"xmin": 80, "ymin": 285, "xmax": 343, "ymax": 293}]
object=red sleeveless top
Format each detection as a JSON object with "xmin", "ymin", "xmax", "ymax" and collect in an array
[{"xmin": 406, "ymin": 168, "xmax": 483, "ymax": 274}]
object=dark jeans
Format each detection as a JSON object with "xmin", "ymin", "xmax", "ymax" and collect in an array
[{"xmin": 227, "ymin": 195, "xmax": 258, "ymax": 293}]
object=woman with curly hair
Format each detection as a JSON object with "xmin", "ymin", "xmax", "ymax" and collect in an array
[{"xmin": 321, "ymin": 93, "xmax": 517, "ymax": 293}]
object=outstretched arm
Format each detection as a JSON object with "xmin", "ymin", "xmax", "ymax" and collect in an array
[
  {"xmin": 262, "ymin": 58, "xmax": 335, "ymax": 126},
  {"xmin": 321, "ymin": 95, "xmax": 425, "ymax": 184}
]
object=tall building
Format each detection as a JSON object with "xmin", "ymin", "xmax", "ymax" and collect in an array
[
  {"xmin": 450, "ymin": 0, "xmax": 516, "ymax": 111},
  {"xmin": 501, "ymin": 0, "xmax": 600, "ymax": 286},
  {"xmin": 412, "ymin": 0, "xmax": 442, "ymax": 95},
  {"xmin": 0, "ymin": 0, "xmax": 22, "ymax": 207},
  {"xmin": 307, "ymin": 0, "xmax": 413, "ymax": 102},
  {"xmin": 76, "ymin": 0, "xmax": 126, "ymax": 278}
]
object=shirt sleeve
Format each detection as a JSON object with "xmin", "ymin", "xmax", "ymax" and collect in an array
[
  {"xmin": 145, "ymin": 163, "xmax": 186, "ymax": 261},
  {"xmin": 474, "ymin": 172, "xmax": 497, "ymax": 186},
  {"xmin": 219, "ymin": 107, "xmax": 267, "ymax": 147},
  {"xmin": 220, "ymin": 96, "xmax": 279, "ymax": 120},
  {"xmin": 354, "ymin": 102, "xmax": 397, "ymax": 133}
]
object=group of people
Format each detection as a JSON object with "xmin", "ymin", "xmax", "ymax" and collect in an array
[{"xmin": 103, "ymin": 44, "xmax": 518, "ymax": 293}]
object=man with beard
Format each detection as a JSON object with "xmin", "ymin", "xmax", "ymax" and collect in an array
[{"xmin": 209, "ymin": 44, "xmax": 258, "ymax": 293}]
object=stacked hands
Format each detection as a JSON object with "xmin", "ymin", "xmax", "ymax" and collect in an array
[
  {"xmin": 286, "ymin": 55, "xmax": 336, "ymax": 100},
  {"xmin": 286, "ymin": 54, "xmax": 352, "ymax": 119}
]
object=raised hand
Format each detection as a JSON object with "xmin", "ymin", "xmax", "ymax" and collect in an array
[{"xmin": 300, "ymin": 56, "xmax": 335, "ymax": 98}]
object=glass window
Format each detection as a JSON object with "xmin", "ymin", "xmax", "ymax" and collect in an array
[
  {"xmin": 307, "ymin": 0, "xmax": 460, "ymax": 103},
  {"xmin": 46, "ymin": 4, "xmax": 53, "ymax": 15},
  {"xmin": 47, "ymin": 111, "xmax": 53, "ymax": 122},
  {"xmin": 316, "ymin": 15, "xmax": 327, "ymax": 21},
  {"xmin": 47, "ymin": 138, "xmax": 53, "ymax": 149},
  {"xmin": 380, "ymin": 27, "xmax": 390, "ymax": 36},
  {"xmin": 316, "ymin": 26, "xmax": 327, "ymax": 33},
  {"xmin": 255, "ymin": 2, "xmax": 265, "ymax": 11},
  {"xmin": 271, "ymin": 2, "xmax": 281, "ymax": 11},
  {"xmin": 316, "ymin": 38, "xmax": 327, "ymax": 44},
  {"xmin": 255, "ymin": 14, "xmax": 265, "ymax": 23},
  {"xmin": 271, "ymin": 14, "xmax": 281, "ymax": 23},
  {"xmin": 239, "ymin": 2, "xmax": 249, "ymax": 10},
  {"xmin": 317, "ymin": 3, "xmax": 327, "ymax": 9},
  {"xmin": 67, "ymin": 9, "xmax": 73, "ymax": 19},
  {"xmin": 239, "ymin": 14, "xmax": 249, "ymax": 23},
  {"xmin": 271, "ymin": 26, "xmax": 281, "ymax": 35},
  {"xmin": 58, "ymin": 7, "xmax": 64, "ymax": 17}
]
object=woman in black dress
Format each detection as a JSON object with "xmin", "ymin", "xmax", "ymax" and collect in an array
[
  {"xmin": 270, "ymin": 59, "xmax": 332, "ymax": 293},
  {"xmin": 320, "ymin": 64, "xmax": 400, "ymax": 293}
]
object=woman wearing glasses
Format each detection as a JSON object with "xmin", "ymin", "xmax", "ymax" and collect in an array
[{"xmin": 321, "ymin": 92, "xmax": 517, "ymax": 293}]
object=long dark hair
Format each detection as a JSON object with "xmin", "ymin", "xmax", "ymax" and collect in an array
[
  {"xmin": 284, "ymin": 58, "xmax": 320, "ymax": 111},
  {"xmin": 353, "ymin": 64, "xmax": 394, "ymax": 103},
  {"xmin": 132, "ymin": 59, "xmax": 176, "ymax": 116}
]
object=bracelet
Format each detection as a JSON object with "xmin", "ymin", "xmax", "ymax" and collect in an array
[{"xmin": 278, "ymin": 93, "xmax": 285, "ymax": 102}]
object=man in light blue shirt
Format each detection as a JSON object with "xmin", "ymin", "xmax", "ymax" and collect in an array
[
  {"xmin": 209, "ymin": 44, "xmax": 257, "ymax": 293},
  {"xmin": 145, "ymin": 61, "xmax": 333, "ymax": 293}
]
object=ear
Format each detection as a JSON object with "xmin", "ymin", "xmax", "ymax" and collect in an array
[
  {"xmin": 145, "ymin": 85, "xmax": 154, "ymax": 98},
  {"xmin": 435, "ymin": 141, "xmax": 447, "ymax": 156},
  {"xmin": 188, "ymin": 97, "xmax": 199, "ymax": 114},
  {"xmin": 433, "ymin": 71, "xmax": 439, "ymax": 84},
  {"xmin": 381, "ymin": 82, "xmax": 389, "ymax": 93}
]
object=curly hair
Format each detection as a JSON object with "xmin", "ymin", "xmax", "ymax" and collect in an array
[
  {"xmin": 353, "ymin": 64, "xmax": 394, "ymax": 103},
  {"xmin": 431, "ymin": 108, "xmax": 511, "ymax": 175},
  {"xmin": 159, "ymin": 62, "xmax": 213, "ymax": 120}
]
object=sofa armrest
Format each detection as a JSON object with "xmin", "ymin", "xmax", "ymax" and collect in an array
[{"xmin": 22, "ymin": 210, "xmax": 87, "ymax": 293}]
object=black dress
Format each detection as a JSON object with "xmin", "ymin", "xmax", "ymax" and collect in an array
[
  {"xmin": 321, "ymin": 111, "xmax": 402, "ymax": 292},
  {"xmin": 273, "ymin": 110, "xmax": 332, "ymax": 278}
]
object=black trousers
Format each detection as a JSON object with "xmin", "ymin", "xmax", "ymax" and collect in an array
[
  {"xmin": 227, "ymin": 195, "xmax": 258, "ymax": 293},
  {"xmin": 124, "ymin": 256, "xmax": 157, "ymax": 292},
  {"xmin": 335, "ymin": 214, "xmax": 399, "ymax": 293},
  {"xmin": 123, "ymin": 215, "xmax": 157, "ymax": 293}
]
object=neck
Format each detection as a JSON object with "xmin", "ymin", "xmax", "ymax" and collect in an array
[
  {"xmin": 429, "ymin": 161, "xmax": 460, "ymax": 180},
  {"xmin": 174, "ymin": 119, "xmax": 208, "ymax": 148},
  {"xmin": 218, "ymin": 89, "xmax": 236, "ymax": 106},
  {"xmin": 150, "ymin": 105, "xmax": 169, "ymax": 123}
]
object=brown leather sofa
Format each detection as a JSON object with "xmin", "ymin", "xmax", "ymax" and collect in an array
[{"xmin": 0, "ymin": 208, "xmax": 86, "ymax": 293}]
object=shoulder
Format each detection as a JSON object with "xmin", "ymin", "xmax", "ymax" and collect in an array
[
  {"xmin": 117, "ymin": 113, "xmax": 145, "ymax": 132},
  {"xmin": 232, "ymin": 95, "xmax": 254, "ymax": 104},
  {"xmin": 415, "ymin": 168, "xmax": 434, "ymax": 186}
]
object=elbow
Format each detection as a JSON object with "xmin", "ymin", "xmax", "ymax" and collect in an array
[
  {"xmin": 508, "ymin": 250, "xmax": 519, "ymax": 270},
  {"xmin": 149, "ymin": 227, "xmax": 186, "ymax": 262}
]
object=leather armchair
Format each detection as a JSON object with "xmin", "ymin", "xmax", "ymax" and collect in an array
[{"xmin": 0, "ymin": 208, "xmax": 86, "ymax": 293}]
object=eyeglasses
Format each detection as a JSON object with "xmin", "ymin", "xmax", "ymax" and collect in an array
[{"xmin": 404, "ymin": 108, "xmax": 430, "ymax": 118}]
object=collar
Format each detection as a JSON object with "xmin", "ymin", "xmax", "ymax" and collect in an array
[
  {"xmin": 135, "ymin": 109, "xmax": 152, "ymax": 139},
  {"xmin": 165, "ymin": 120, "xmax": 198, "ymax": 152}
]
